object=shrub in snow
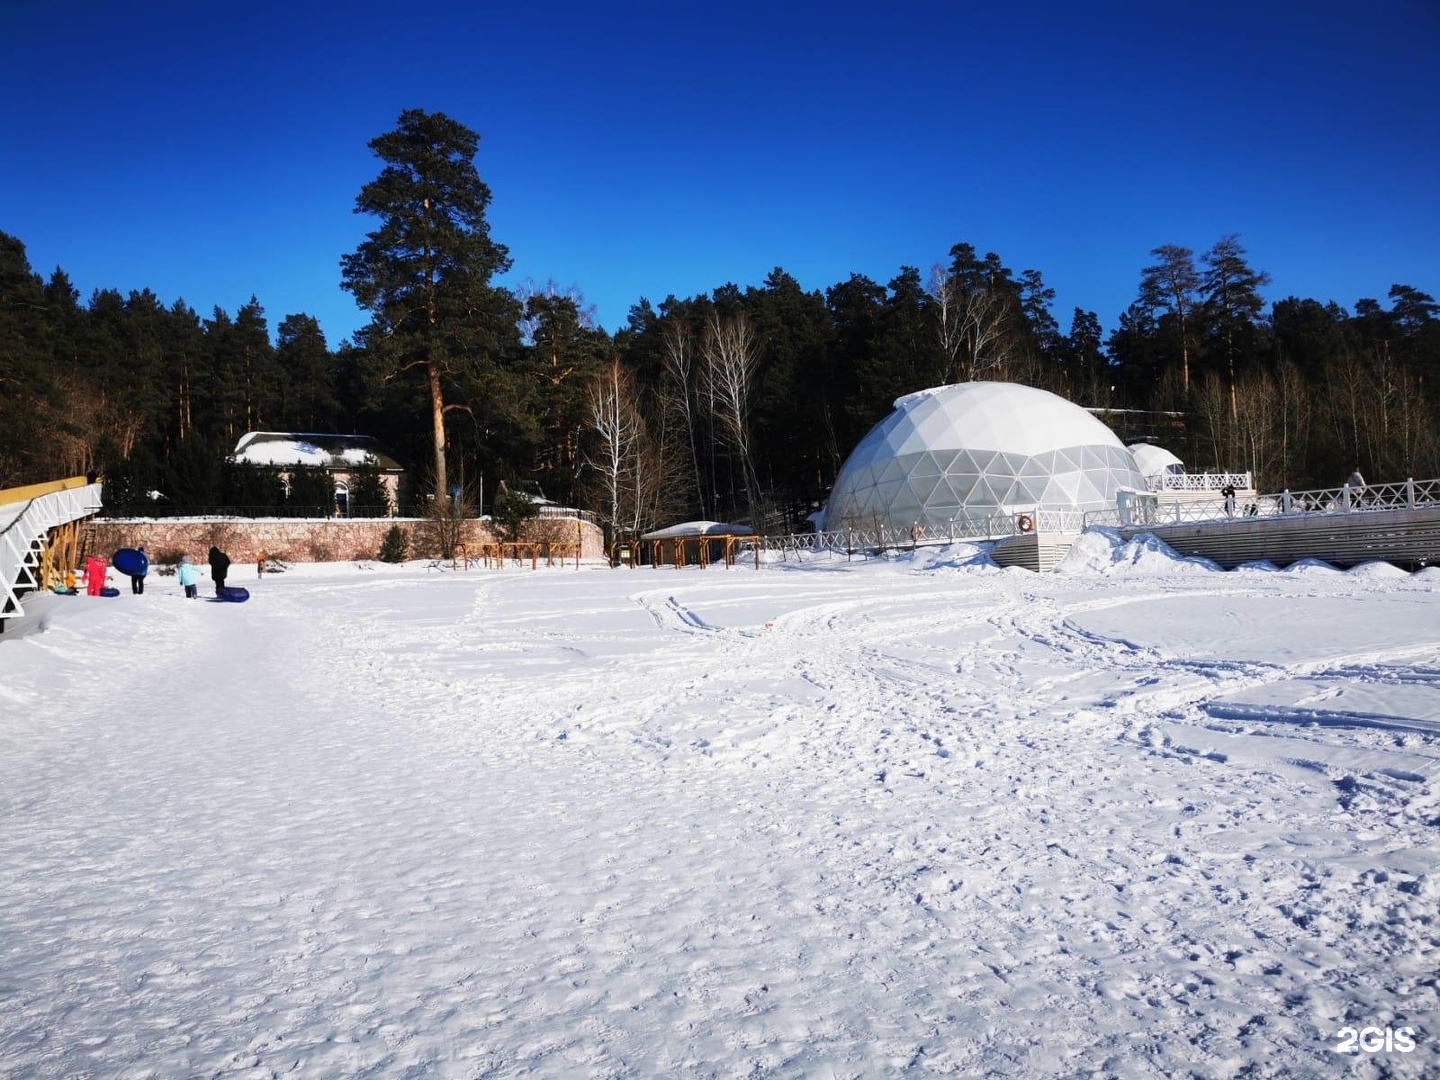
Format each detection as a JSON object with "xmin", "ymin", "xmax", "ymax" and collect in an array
[{"xmin": 379, "ymin": 525, "xmax": 410, "ymax": 564}]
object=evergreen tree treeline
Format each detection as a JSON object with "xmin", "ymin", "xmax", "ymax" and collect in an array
[{"xmin": 2, "ymin": 113, "xmax": 1436, "ymax": 533}]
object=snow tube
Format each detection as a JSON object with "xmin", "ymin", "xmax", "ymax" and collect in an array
[
  {"xmin": 113, "ymin": 548, "xmax": 149, "ymax": 577},
  {"xmin": 98, "ymin": 586, "xmax": 121, "ymax": 597},
  {"xmin": 211, "ymin": 586, "xmax": 250, "ymax": 603}
]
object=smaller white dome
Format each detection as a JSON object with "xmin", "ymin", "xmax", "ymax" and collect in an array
[{"xmin": 1129, "ymin": 443, "xmax": 1185, "ymax": 481}]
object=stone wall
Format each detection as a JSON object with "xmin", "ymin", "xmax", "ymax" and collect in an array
[{"xmin": 89, "ymin": 516, "xmax": 605, "ymax": 565}]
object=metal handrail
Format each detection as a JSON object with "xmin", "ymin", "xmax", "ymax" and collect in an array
[
  {"xmin": 762, "ymin": 508, "xmax": 1090, "ymax": 556},
  {"xmin": 535, "ymin": 505, "xmax": 598, "ymax": 525},
  {"xmin": 761, "ymin": 475, "xmax": 1440, "ymax": 559},
  {"xmin": 1098, "ymin": 476, "xmax": 1440, "ymax": 530},
  {"xmin": 1147, "ymin": 471, "xmax": 1253, "ymax": 492}
]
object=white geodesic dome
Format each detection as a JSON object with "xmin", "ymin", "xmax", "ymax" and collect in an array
[
  {"xmin": 823, "ymin": 382, "xmax": 1145, "ymax": 530},
  {"xmin": 1128, "ymin": 443, "xmax": 1185, "ymax": 485}
]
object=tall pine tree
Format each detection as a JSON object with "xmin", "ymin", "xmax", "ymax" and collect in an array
[{"xmin": 341, "ymin": 109, "xmax": 513, "ymax": 501}]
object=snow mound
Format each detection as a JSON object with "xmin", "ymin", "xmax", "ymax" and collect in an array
[
  {"xmin": 1236, "ymin": 559, "xmax": 1281, "ymax": 573},
  {"xmin": 1282, "ymin": 558, "xmax": 1342, "ymax": 575},
  {"xmin": 1348, "ymin": 559, "xmax": 1410, "ymax": 580},
  {"xmin": 906, "ymin": 542, "xmax": 999, "ymax": 573},
  {"xmin": 1055, "ymin": 528, "xmax": 1221, "ymax": 575}
]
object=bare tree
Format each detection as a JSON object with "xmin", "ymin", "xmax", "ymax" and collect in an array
[
  {"xmin": 928, "ymin": 266, "xmax": 1018, "ymax": 383},
  {"xmin": 586, "ymin": 359, "xmax": 644, "ymax": 539},
  {"xmin": 961, "ymin": 287, "xmax": 1018, "ymax": 380},
  {"xmin": 412, "ymin": 474, "xmax": 480, "ymax": 560},
  {"xmin": 1273, "ymin": 357, "xmax": 1311, "ymax": 486},
  {"xmin": 929, "ymin": 264, "xmax": 965, "ymax": 384},
  {"xmin": 702, "ymin": 310, "xmax": 762, "ymax": 524},
  {"xmin": 661, "ymin": 318, "xmax": 705, "ymax": 517}
]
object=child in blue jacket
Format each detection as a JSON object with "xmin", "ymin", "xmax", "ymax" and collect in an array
[{"xmin": 177, "ymin": 555, "xmax": 203, "ymax": 599}]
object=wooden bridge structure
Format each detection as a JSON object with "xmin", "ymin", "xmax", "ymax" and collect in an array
[{"xmin": 1, "ymin": 476, "xmax": 105, "ymax": 632}]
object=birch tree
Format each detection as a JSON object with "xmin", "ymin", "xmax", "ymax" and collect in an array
[
  {"xmin": 586, "ymin": 359, "xmax": 643, "ymax": 538},
  {"xmin": 702, "ymin": 310, "xmax": 762, "ymax": 524},
  {"xmin": 661, "ymin": 317, "xmax": 705, "ymax": 517}
]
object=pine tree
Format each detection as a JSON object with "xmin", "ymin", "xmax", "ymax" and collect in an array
[
  {"xmin": 1138, "ymin": 245, "xmax": 1201, "ymax": 392},
  {"xmin": 286, "ymin": 468, "xmax": 336, "ymax": 518},
  {"xmin": 341, "ymin": 109, "xmax": 513, "ymax": 502},
  {"xmin": 348, "ymin": 456, "xmax": 393, "ymax": 517},
  {"xmin": 1200, "ymin": 235, "xmax": 1271, "ymax": 421}
]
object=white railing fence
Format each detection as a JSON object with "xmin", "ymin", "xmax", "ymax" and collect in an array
[
  {"xmin": 1147, "ymin": 471, "xmax": 1253, "ymax": 492},
  {"xmin": 535, "ymin": 505, "xmax": 598, "ymax": 525},
  {"xmin": 758, "ymin": 475, "xmax": 1440, "ymax": 561},
  {"xmin": 762, "ymin": 508, "xmax": 1091, "ymax": 558},
  {"xmin": 1104, "ymin": 477, "xmax": 1440, "ymax": 530}
]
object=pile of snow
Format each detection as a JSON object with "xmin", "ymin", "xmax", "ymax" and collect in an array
[
  {"xmin": 892, "ymin": 540, "xmax": 999, "ymax": 573},
  {"xmin": 1282, "ymin": 557, "xmax": 1345, "ymax": 575},
  {"xmin": 1055, "ymin": 527, "xmax": 1221, "ymax": 574},
  {"xmin": 1348, "ymin": 559, "xmax": 1412, "ymax": 581}
]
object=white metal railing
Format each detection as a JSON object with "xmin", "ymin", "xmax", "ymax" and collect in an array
[
  {"xmin": 1147, "ymin": 471, "xmax": 1252, "ymax": 493},
  {"xmin": 1100, "ymin": 476, "xmax": 1440, "ymax": 530},
  {"xmin": 535, "ymin": 505, "xmax": 598, "ymax": 525},
  {"xmin": 1, "ymin": 481, "xmax": 104, "ymax": 624},
  {"xmin": 762, "ymin": 508, "xmax": 1092, "ymax": 558}
]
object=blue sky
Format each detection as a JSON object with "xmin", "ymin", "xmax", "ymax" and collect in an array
[{"xmin": 2, "ymin": 1, "xmax": 1436, "ymax": 347}]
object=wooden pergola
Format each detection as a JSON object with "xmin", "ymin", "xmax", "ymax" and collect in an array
[{"xmin": 611, "ymin": 532, "xmax": 760, "ymax": 570}]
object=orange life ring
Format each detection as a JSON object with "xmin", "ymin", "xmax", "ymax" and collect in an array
[{"xmin": 1016, "ymin": 514, "xmax": 1035, "ymax": 533}]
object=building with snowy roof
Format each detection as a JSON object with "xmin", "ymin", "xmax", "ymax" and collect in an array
[
  {"xmin": 822, "ymin": 381, "xmax": 1146, "ymax": 533},
  {"xmin": 231, "ymin": 433, "xmax": 406, "ymax": 516}
]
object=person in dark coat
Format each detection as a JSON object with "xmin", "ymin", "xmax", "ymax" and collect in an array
[
  {"xmin": 208, "ymin": 546, "xmax": 231, "ymax": 598},
  {"xmin": 129, "ymin": 544, "xmax": 148, "ymax": 595}
]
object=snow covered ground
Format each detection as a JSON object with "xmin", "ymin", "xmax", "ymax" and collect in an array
[{"xmin": 1, "ymin": 535, "xmax": 1437, "ymax": 1078}]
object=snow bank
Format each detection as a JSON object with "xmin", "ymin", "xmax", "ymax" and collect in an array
[{"xmin": 1054, "ymin": 527, "xmax": 1221, "ymax": 575}]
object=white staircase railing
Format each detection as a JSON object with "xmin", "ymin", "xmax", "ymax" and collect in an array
[{"xmin": 1, "ymin": 479, "xmax": 103, "ymax": 626}]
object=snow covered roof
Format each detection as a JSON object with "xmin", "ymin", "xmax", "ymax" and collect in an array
[
  {"xmin": 232, "ymin": 433, "xmax": 404, "ymax": 472},
  {"xmin": 641, "ymin": 521, "xmax": 755, "ymax": 540}
]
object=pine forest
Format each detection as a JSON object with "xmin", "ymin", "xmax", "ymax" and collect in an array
[{"xmin": 2, "ymin": 110, "xmax": 1437, "ymax": 540}]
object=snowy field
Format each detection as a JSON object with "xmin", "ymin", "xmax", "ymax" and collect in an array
[{"xmin": 1, "ymin": 535, "xmax": 1438, "ymax": 1079}]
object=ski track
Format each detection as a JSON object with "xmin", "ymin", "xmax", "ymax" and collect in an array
[{"xmin": 1, "ymin": 557, "xmax": 1437, "ymax": 1078}]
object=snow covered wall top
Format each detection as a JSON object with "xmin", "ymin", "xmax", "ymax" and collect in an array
[{"xmin": 824, "ymin": 381, "xmax": 1145, "ymax": 529}]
